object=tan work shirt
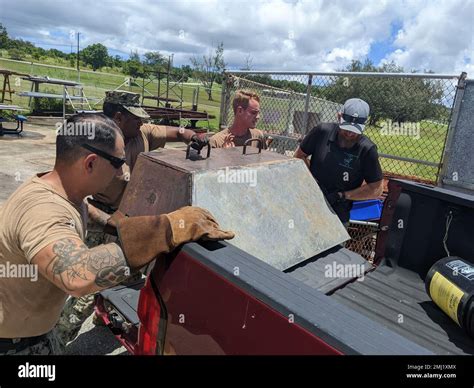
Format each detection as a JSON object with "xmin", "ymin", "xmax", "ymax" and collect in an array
[
  {"xmin": 0, "ymin": 174, "xmax": 87, "ymax": 338},
  {"xmin": 94, "ymin": 123, "xmax": 167, "ymax": 208},
  {"xmin": 209, "ymin": 128, "xmax": 266, "ymax": 149}
]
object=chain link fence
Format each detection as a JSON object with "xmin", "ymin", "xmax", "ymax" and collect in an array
[
  {"xmin": 220, "ymin": 71, "xmax": 460, "ymax": 184},
  {"xmin": 220, "ymin": 70, "xmax": 461, "ymax": 259}
]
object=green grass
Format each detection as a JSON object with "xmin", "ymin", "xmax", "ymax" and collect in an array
[
  {"xmin": 0, "ymin": 58, "xmax": 222, "ymax": 130},
  {"xmin": 364, "ymin": 120, "xmax": 448, "ymax": 181}
]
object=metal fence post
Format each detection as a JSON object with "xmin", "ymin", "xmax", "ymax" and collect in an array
[
  {"xmin": 62, "ymin": 85, "xmax": 66, "ymax": 120},
  {"xmin": 285, "ymin": 96, "xmax": 292, "ymax": 135},
  {"xmin": 438, "ymin": 72, "xmax": 467, "ymax": 186},
  {"xmin": 303, "ymin": 74, "xmax": 313, "ymax": 135},
  {"xmin": 219, "ymin": 72, "xmax": 229, "ymax": 129}
]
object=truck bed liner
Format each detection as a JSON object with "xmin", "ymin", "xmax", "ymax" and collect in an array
[
  {"xmin": 331, "ymin": 264, "xmax": 474, "ymax": 355},
  {"xmin": 286, "ymin": 246, "xmax": 373, "ymax": 294},
  {"xmin": 179, "ymin": 242, "xmax": 433, "ymax": 354}
]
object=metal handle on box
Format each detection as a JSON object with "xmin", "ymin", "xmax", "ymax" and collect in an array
[{"xmin": 243, "ymin": 138, "xmax": 263, "ymax": 155}]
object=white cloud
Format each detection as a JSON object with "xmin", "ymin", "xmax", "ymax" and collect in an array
[
  {"xmin": 381, "ymin": 0, "xmax": 473, "ymax": 74},
  {"xmin": 0, "ymin": 0, "xmax": 472, "ymax": 74},
  {"xmin": 326, "ymin": 48, "xmax": 354, "ymax": 62}
]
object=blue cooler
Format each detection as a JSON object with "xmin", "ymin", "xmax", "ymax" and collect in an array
[{"xmin": 350, "ymin": 199, "xmax": 383, "ymax": 221}]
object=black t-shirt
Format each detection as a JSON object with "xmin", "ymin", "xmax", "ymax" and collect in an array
[{"xmin": 300, "ymin": 123, "xmax": 383, "ymax": 222}]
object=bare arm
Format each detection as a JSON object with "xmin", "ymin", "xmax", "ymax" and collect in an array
[
  {"xmin": 165, "ymin": 126, "xmax": 196, "ymax": 143},
  {"xmin": 345, "ymin": 180, "xmax": 384, "ymax": 201},
  {"xmin": 87, "ymin": 203, "xmax": 110, "ymax": 232},
  {"xmin": 31, "ymin": 238, "xmax": 130, "ymax": 298},
  {"xmin": 294, "ymin": 146, "xmax": 311, "ymax": 169}
]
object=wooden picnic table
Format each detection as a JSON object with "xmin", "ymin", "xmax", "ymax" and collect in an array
[{"xmin": 0, "ymin": 69, "xmax": 29, "ymax": 103}]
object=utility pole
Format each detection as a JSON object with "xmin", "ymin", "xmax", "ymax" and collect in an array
[
  {"xmin": 77, "ymin": 32, "xmax": 80, "ymax": 82},
  {"xmin": 165, "ymin": 54, "xmax": 172, "ymax": 106}
]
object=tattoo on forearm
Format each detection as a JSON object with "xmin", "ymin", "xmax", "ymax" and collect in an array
[{"xmin": 46, "ymin": 238, "xmax": 130, "ymax": 290}]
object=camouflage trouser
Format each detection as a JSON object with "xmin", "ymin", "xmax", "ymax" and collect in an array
[
  {"xmin": 0, "ymin": 331, "xmax": 62, "ymax": 355},
  {"xmin": 55, "ymin": 293, "xmax": 97, "ymax": 349},
  {"xmin": 55, "ymin": 231, "xmax": 142, "ymax": 350}
]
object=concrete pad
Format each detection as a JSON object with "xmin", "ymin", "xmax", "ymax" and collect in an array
[{"xmin": 0, "ymin": 123, "xmax": 57, "ymax": 206}]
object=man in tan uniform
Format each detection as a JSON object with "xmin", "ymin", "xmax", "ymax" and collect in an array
[
  {"xmin": 0, "ymin": 113, "xmax": 232, "ymax": 355},
  {"xmin": 94, "ymin": 90, "xmax": 208, "ymax": 210},
  {"xmin": 210, "ymin": 90, "xmax": 267, "ymax": 149},
  {"xmin": 55, "ymin": 91, "xmax": 210, "ymax": 346}
]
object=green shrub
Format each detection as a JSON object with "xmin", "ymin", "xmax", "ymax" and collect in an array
[
  {"xmin": 8, "ymin": 48, "xmax": 24, "ymax": 60},
  {"xmin": 32, "ymin": 88, "xmax": 74, "ymax": 114}
]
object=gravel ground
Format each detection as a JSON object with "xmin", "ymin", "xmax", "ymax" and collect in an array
[{"xmin": 63, "ymin": 314, "xmax": 129, "ymax": 355}]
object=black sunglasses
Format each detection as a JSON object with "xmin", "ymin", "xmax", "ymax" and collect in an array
[
  {"xmin": 342, "ymin": 113, "xmax": 367, "ymax": 125},
  {"xmin": 81, "ymin": 144, "xmax": 126, "ymax": 169}
]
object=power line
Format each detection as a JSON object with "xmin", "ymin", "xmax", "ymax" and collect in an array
[{"xmin": 25, "ymin": 42, "xmax": 75, "ymax": 48}]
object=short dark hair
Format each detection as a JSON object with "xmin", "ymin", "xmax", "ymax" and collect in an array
[
  {"xmin": 102, "ymin": 102, "xmax": 127, "ymax": 119},
  {"xmin": 56, "ymin": 113, "xmax": 122, "ymax": 164}
]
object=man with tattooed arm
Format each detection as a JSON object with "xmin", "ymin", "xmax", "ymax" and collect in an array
[{"xmin": 0, "ymin": 113, "xmax": 233, "ymax": 355}]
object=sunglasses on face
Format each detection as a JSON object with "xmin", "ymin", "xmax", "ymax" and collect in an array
[
  {"xmin": 342, "ymin": 113, "xmax": 367, "ymax": 125},
  {"xmin": 81, "ymin": 144, "xmax": 126, "ymax": 169}
]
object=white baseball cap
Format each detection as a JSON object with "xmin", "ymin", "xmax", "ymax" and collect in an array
[{"xmin": 339, "ymin": 98, "xmax": 370, "ymax": 134}]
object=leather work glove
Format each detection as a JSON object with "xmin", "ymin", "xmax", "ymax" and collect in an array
[
  {"xmin": 115, "ymin": 206, "xmax": 235, "ymax": 269},
  {"xmin": 103, "ymin": 210, "xmax": 126, "ymax": 236},
  {"xmin": 190, "ymin": 134, "xmax": 209, "ymax": 151},
  {"xmin": 326, "ymin": 191, "xmax": 345, "ymax": 207}
]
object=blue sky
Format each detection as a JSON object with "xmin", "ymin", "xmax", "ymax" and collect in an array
[
  {"xmin": 368, "ymin": 21, "xmax": 402, "ymax": 65},
  {"xmin": 0, "ymin": 0, "xmax": 472, "ymax": 74}
]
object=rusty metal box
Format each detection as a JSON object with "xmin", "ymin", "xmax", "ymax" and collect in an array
[{"xmin": 119, "ymin": 147, "xmax": 349, "ymax": 271}]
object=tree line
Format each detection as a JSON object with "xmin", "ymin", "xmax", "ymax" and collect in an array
[
  {"xmin": 245, "ymin": 59, "xmax": 450, "ymax": 125},
  {"xmin": 0, "ymin": 23, "xmax": 225, "ymax": 100}
]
